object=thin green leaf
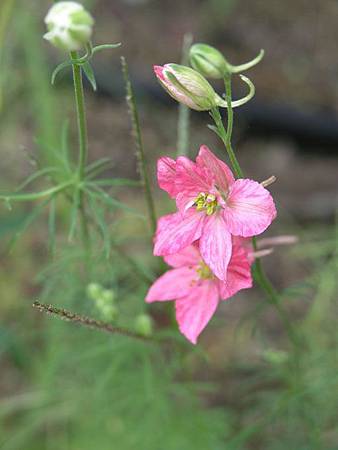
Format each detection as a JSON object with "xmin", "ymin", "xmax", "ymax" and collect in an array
[
  {"xmin": 92, "ymin": 43, "xmax": 121, "ymax": 55},
  {"xmin": 85, "ymin": 185, "xmax": 144, "ymax": 218},
  {"xmin": 51, "ymin": 60, "xmax": 73, "ymax": 85},
  {"xmin": 48, "ymin": 196, "xmax": 56, "ymax": 255},
  {"xmin": 15, "ymin": 167, "xmax": 59, "ymax": 192},
  {"xmin": 87, "ymin": 195, "xmax": 111, "ymax": 258},
  {"xmin": 82, "ymin": 61, "xmax": 97, "ymax": 91},
  {"xmin": 68, "ymin": 187, "xmax": 80, "ymax": 242},
  {"xmin": 7, "ymin": 197, "xmax": 51, "ymax": 252},
  {"xmin": 93, "ymin": 178, "xmax": 141, "ymax": 187},
  {"xmin": 0, "ymin": 181, "xmax": 72, "ymax": 202},
  {"xmin": 207, "ymin": 124, "xmax": 223, "ymax": 139},
  {"xmin": 85, "ymin": 158, "xmax": 115, "ymax": 179}
]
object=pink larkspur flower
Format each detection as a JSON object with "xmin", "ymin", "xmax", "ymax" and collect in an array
[
  {"xmin": 154, "ymin": 145, "xmax": 277, "ymax": 281},
  {"xmin": 146, "ymin": 242, "xmax": 253, "ymax": 344}
]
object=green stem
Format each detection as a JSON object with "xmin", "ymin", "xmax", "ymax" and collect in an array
[
  {"xmin": 121, "ymin": 56, "xmax": 157, "ymax": 235},
  {"xmin": 70, "ymin": 51, "xmax": 90, "ymax": 252},
  {"xmin": 211, "ymin": 75, "xmax": 300, "ymax": 349},
  {"xmin": 70, "ymin": 51, "xmax": 88, "ymax": 178},
  {"xmin": 176, "ymin": 33, "xmax": 193, "ymax": 157},
  {"xmin": 210, "ymin": 106, "xmax": 243, "ymax": 179}
]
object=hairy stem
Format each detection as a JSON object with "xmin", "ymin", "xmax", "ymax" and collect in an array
[
  {"xmin": 121, "ymin": 56, "xmax": 157, "ymax": 235},
  {"xmin": 33, "ymin": 301, "xmax": 153, "ymax": 341}
]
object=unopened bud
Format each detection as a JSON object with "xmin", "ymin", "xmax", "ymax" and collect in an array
[
  {"xmin": 190, "ymin": 43, "xmax": 228, "ymax": 79},
  {"xmin": 86, "ymin": 282, "xmax": 103, "ymax": 301},
  {"xmin": 44, "ymin": 2, "xmax": 94, "ymax": 51},
  {"xmin": 134, "ymin": 314, "xmax": 153, "ymax": 337},
  {"xmin": 154, "ymin": 63, "xmax": 226, "ymax": 111},
  {"xmin": 100, "ymin": 289, "xmax": 115, "ymax": 304}
]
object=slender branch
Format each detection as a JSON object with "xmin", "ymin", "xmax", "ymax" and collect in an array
[
  {"xmin": 176, "ymin": 33, "xmax": 193, "ymax": 157},
  {"xmin": 70, "ymin": 52, "xmax": 91, "ymax": 252},
  {"xmin": 70, "ymin": 52, "xmax": 88, "ymax": 178},
  {"xmin": 121, "ymin": 56, "xmax": 157, "ymax": 235},
  {"xmin": 33, "ymin": 301, "xmax": 153, "ymax": 341}
]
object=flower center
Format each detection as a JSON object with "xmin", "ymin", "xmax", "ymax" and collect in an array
[
  {"xmin": 196, "ymin": 261, "xmax": 214, "ymax": 280},
  {"xmin": 194, "ymin": 192, "xmax": 218, "ymax": 215}
]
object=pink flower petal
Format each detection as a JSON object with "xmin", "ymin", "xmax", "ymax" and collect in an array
[
  {"xmin": 164, "ymin": 244, "xmax": 200, "ymax": 268},
  {"xmin": 218, "ymin": 244, "xmax": 253, "ymax": 299},
  {"xmin": 196, "ymin": 145, "xmax": 235, "ymax": 194},
  {"xmin": 224, "ymin": 179, "xmax": 277, "ymax": 237},
  {"xmin": 199, "ymin": 213, "xmax": 232, "ymax": 281},
  {"xmin": 175, "ymin": 280, "xmax": 219, "ymax": 344},
  {"xmin": 154, "ymin": 210, "xmax": 206, "ymax": 256},
  {"xmin": 146, "ymin": 267, "xmax": 197, "ymax": 303},
  {"xmin": 175, "ymin": 156, "xmax": 213, "ymax": 212},
  {"xmin": 157, "ymin": 157, "xmax": 177, "ymax": 198}
]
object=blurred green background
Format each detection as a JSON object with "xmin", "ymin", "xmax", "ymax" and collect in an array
[{"xmin": 0, "ymin": 0, "xmax": 337, "ymax": 449}]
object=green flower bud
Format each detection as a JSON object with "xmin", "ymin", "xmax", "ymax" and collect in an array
[
  {"xmin": 100, "ymin": 289, "xmax": 115, "ymax": 304},
  {"xmin": 44, "ymin": 2, "xmax": 94, "ymax": 51},
  {"xmin": 154, "ymin": 63, "xmax": 227, "ymax": 111},
  {"xmin": 190, "ymin": 43, "xmax": 228, "ymax": 79},
  {"xmin": 96, "ymin": 300, "xmax": 118, "ymax": 322},
  {"xmin": 86, "ymin": 282, "xmax": 103, "ymax": 301},
  {"xmin": 134, "ymin": 314, "xmax": 153, "ymax": 337}
]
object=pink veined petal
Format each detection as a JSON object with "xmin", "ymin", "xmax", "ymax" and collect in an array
[
  {"xmin": 164, "ymin": 244, "xmax": 200, "ymax": 268},
  {"xmin": 199, "ymin": 213, "xmax": 232, "ymax": 281},
  {"xmin": 146, "ymin": 267, "xmax": 197, "ymax": 303},
  {"xmin": 157, "ymin": 157, "xmax": 177, "ymax": 197},
  {"xmin": 196, "ymin": 145, "xmax": 235, "ymax": 194},
  {"xmin": 175, "ymin": 156, "xmax": 213, "ymax": 212},
  {"xmin": 154, "ymin": 65, "xmax": 200, "ymax": 110},
  {"xmin": 175, "ymin": 280, "xmax": 219, "ymax": 344},
  {"xmin": 224, "ymin": 179, "xmax": 277, "ymax": 237},
  {"xmin": 218, "ymin": 244, "xmax": 253, "ymax": 300},
  {"xmin": 154, "ymin": 210, "xmax": 206, "ymax": 256}
]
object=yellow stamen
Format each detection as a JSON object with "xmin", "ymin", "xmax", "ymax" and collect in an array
[
  {"xmin": 196, "ymin": 261, "xmax": 214, "ymax": 280},
  {"xmin": 194, "ymin": 192, "xmax": 218, "ymax": 215}
]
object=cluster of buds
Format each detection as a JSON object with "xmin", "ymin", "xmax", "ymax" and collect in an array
[
  {"xmin": 44, "ymin": 1, "xmax": 94, "ymax": 51},
  {"xmin": 154, "ymin": 43, "xmax": 264, "ymax": 111},
  {"xmin": 87, "ymin": 283, "xmax": 118, "ymax": 322}
]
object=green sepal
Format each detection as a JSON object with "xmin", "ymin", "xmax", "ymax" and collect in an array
[
  {"xmin": 82, "ymin": 61, "xmax": 97, "ymax": 91},
  {"xmin": 51, "ymin": 60, "xmax": 73, "ymax": 85},
  {"xmin": 92, "ymin": 43, "xmax": 121, "ymax": 55}
]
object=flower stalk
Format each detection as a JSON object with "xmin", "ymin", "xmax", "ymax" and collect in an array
[
  {"xmin": 211, "ymin": 73, "xmax": 300, "ymax": 349},
  {"xmin": 70, "ymin": 51, "xmax": 90, "ymax": 251}
]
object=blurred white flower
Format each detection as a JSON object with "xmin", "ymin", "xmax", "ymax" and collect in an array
[{"xmin": 44, "ymin": 1, "xmax": 94, "ymax": 52}]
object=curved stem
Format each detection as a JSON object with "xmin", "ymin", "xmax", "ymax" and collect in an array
[
  {"xmin": 211, "ymin": 75, "xmax": 300, "ymax": 349},
  {"xmin": 210, "ymin": 106, "xmax": 243, "ymax": 179}
]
